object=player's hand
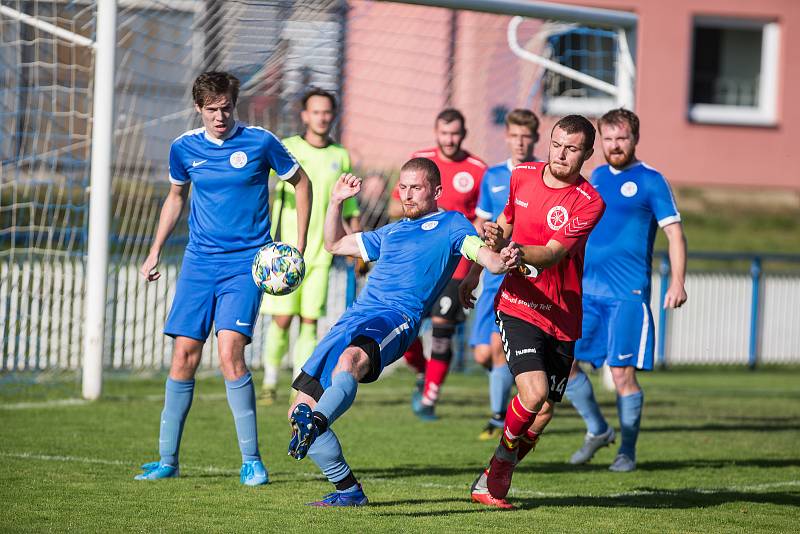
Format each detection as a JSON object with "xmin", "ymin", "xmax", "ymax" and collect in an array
[
  {"xmin": 140, "ymin": 250, "xmax": 161, "ymax": 282},
  {"xmin": 331, "ymin": 173, "xmax": 362, "ymax": 203},
  {"xmin": 664, "ymin": 283, "xmax": 687, "ymax": 309},
  {"xmin": 499, "ymin": 242, "xmax": 522, "ymax": 272},
  {"xmin": 483, "ymin": 221, "xmax": 508, "ymax": 252},
  {"xmin": 458, "ymin": 271, "xmax": 481, "ymax": 309}
]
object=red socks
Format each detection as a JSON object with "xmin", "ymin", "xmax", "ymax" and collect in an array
[
  {"xmin": 421, "ymin": 358, "xmax": 450, "ymax": 406},
  {"xmin": 403, "ymin": 338, "xmax": 426, "ymax": 374},
  {"xmin": 517, "ymin": 429, "xmax": 541, "ymax": 463},
  {"xmin": 500, "ymin": 395, "xmax": 536, "ymax": 452}
]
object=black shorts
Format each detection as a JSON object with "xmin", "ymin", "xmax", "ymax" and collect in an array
[
  {"xmin": 431, "ymin": 278, "xmax": 466, "ymax": 323},
  {"xmin": 496, "ymin": 311, "xmax": 575, "ymax": 402}
]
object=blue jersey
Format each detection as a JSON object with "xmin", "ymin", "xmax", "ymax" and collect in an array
[
  {"xmin": 583, "ymin": 162, "xmax": 680, "ymax": 302},
  {"xmin": 169, "ymin": 122, "xmax": 299, "ymax": 257},
  {"xmin": 354, "ymin": 210, "xmax": 479, "ymax": 322},
  {"xmin": 475, "ymin": 160, "xmax": 514, "ymax": 294}
]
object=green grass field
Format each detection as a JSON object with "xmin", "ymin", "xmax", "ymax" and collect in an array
[{"xmin": 1, "ymin": 367, "xmax": 799, "ymax": 533}]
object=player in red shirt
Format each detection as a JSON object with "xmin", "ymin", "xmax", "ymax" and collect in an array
[
  {"xmin": 460, "ymin": 115, "xmax": 606, "ymax": 508},
  {"xmin": 389, "ymin": 109, "xmax": 487, "ymax": 421}
]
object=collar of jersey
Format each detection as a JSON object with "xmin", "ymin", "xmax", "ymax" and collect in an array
[
  {"xmin": 204, "ymin": 121, "xmax": 243, "ymax": 146},
  {"xmin": 608, "ymin": 160, "xmax": 642, "ymax": 175},
  {"xmin": 403, "ymin": 208, "xmax": 444, "ymax": 222}
]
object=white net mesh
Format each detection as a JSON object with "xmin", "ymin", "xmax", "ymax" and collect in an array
[{"xmin": 1, "ymin": 0, "xmax": 628, "ymax": 372}]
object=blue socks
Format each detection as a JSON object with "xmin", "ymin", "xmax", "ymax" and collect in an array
[
  {"xmin": 617, "ymin": 390, "xmax": 644, "ymax": 460},
  {"xmin": 308, "ymin": 429, "xmax": 353, "ymax": 487},
  {"xmin": 159, "ymin": 377, "xmax": 195, "ymax": 467},
  {"xmin": 566, "ymin": 370, "xmax": 609, "ymax": 436},
  {"xmin": 225, "ymin": 372, "xmax": 261, "ymax": 462},
  {"xmin": 315, "ymin": 372, "xmax": 358, "ymax": 426},
  {"xmin": 489, "ymin": 364, "xmax": 514, "ymax": 422}
]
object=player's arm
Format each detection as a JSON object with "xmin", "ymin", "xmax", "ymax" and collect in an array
[
  {"xmin": 662, "ymin": 222, "xmax": 688, "ymax": 308},
  {"xmin": 324, "ymin": 173, "xmax": 363, "ymax": 257},
  {"xmin": 486, "ymin": 211, "xmax": 567, "ymax": 270},
  {"xmin": 458, "ymin": 235, "xmax": 520, "ymax": 308},
  {"xmin": 140, "ymin": 183, "xmax": 190, "ymax": 281},
  {"xmin": 285, "ymin": 167, "xmax": 312, "ymax": 254}
]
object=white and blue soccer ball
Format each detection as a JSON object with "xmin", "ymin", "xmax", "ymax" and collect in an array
[{"xmin": 251, "ymin": 242, "xmax": 305, "ymax": 296}]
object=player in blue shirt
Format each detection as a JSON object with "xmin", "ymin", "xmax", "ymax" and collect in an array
[
  {"xmin": 566, "ymin": 109, "xmax": 687, "ymax": 472},
  {"xmin": 134, "ymin": 72, "xmax": 312, "ymax": 485},
  {"xmin": 471, "ymin": 109, "xmax": 540, "ymax": 440},
  {"xmin": 286, "ymin": 158, "xmax": 520, "ymax": 506}
]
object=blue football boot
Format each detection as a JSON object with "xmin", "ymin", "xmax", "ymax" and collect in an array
[
  {"xmin": 288, "ymin": 403, "xmax": 318, "ymax": 460},
  {"xmin": 134, "ymin": 461, "xmax": 179, "ymax": 480},
  {"xmin": 307, "ymin": 484, "xmax": 369, "ymax": 507},
  {"xmin": 240, "ymin": 459, "xmax": 269, "ymax": 486},
  {"xmin": 411, "ymin": 390, "xmax": 438, "ymax": 421}
]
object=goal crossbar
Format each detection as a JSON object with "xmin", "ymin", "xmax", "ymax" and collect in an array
[{"xmin": 378, "ymin": 0, "xmax": 638, "ymax": 29}]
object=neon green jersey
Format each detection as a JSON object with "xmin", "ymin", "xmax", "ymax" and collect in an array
[{"xmin": 272, "ymin": 135, "xmax": 360, "ymax": 266}]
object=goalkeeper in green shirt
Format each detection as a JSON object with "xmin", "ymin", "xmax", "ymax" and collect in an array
[{"xmin": 260, "ymin": 88, "xmax": 360, "ymax": 403}]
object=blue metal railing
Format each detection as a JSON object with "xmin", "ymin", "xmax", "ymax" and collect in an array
[{"xmin": 656, "ymin": 251, "xmax": 800, "ymax": 369}]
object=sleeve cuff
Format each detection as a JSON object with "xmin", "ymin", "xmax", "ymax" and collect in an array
[
  {"xmin": 169, "ymin": 175, "xmax": 188, "ymax": 185},
  {"xmin": 276, "ymin": 162, "xmax": 300, "ymax": 181},
  {"xmin": 355, "ymin": 232, "xmax": 370, "ymax": 262},
  {"xmin": 658, "ymin": 214, "xmax": 681, "ymax": 228},
  {"xmin": 474, "ymin": 207, "xmax": 492, "ymax": 220}
]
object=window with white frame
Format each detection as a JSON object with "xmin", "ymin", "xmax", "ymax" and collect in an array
[
  {"xmin": 689, "ymin": 17, "xmax": 780, "ymax": 126},
  {"xmin": 542, "ymin": 27, "xmax": 617, "ymax": 117}
]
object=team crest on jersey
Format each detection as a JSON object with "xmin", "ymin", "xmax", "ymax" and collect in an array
[
  {"xmin": 229, "ymin": 151, "xmax": 248, "ymax": 169},
  {"xmin": 452, "ymin": 171, "xmax": 475, "ymax": 193},
  {"xmin": 620, "ymin": 181, "xmax": 638, "ymax": 197},
  {"xmin": 547, "ymin": 206, "xmax": 569, "ymax": 231},
  {"xmin": 421, "ymin": 221, "xmax": 439, "ymax": 231}
]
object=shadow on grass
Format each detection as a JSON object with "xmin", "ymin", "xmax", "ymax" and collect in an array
[
  {"xmin": 509, "ymin": 458, "xmax": 800, "ymax": 474},
  {"xmin": 371, "ymin": 488, "xmax": 799, "ymax": 516},
  {"xmin": 356, "ymin": 457, "xmax": 800, "ymax": 480},
  {"xmin": 510, "ymin": 488, "xmax": 800, "ymax": 510},
  {"xmin": 542, "ymin": 422, "xmax": 800, "ymax": 435}
]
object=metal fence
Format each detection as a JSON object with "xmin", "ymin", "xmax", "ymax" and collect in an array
[{"xmin": 1, "ymin": 251, "xmax": 798, "ymax": 372}]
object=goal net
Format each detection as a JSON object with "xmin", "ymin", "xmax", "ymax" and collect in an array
[{"xmin": 0, "ymin": 0, "xmax": 635, "ymax": 380}]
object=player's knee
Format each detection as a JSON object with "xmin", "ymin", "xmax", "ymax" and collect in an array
[
  {"xmin": 473, "ymin": 345, "xmax": 491, "ymax": 367},
  {"xmin": 568, "ymin": 359, "xmax": 582, "ymax": 379},
  {"xmin": 272, "ymin": 315, "xmax": 292, "ymax": 330},
  {"xmin": 515, "ymin": 380, "xmax": 548, "ymax": 413},
  {"xmin": 170, "ymin": 341, "xmax": 202, "ymax": 377},
  {"xmin": 334, "ymin": 347, "xmax": 370, "ymax": 380},
  {"xmin": 611, "ymin": 366, "xmax": 639, "ymax": 394},
  {"xmin": 431, "ymin": 324, "xmax": 455, "ymax": 359}
]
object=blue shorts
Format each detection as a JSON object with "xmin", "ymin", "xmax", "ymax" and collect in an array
[
  {"xmin": 164, "ymin": 250, "xmax": 263, "ymax": 343},
  {"xmin": 575, "ymin": 294, "xmax": 655, "ymax": 371},
  {"xmin": 299, "ymin": 308, "xmax": 417, "ymax": 391},
  {"xmin": 468, "ymin": 280, "xmax": 501, "ymax": 347}
]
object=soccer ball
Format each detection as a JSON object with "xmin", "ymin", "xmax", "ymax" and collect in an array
[{"xmin": 251, "ymin": 242, "xmax": 305, "ymax": 296}]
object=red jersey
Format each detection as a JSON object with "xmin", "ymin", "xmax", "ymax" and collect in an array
[
  {"xmin": 496, "ymin": 162, "xmax": 605, "ymax": 341},
  {"xmin": 394, "ymin": 147, "xmax": 487, "ymax": 278}
]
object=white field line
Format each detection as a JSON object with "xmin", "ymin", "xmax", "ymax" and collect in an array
[{"xmin": 1, "ymin": 451, "xmax": 798, "ymax": 499}]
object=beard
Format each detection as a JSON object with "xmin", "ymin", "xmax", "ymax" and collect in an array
[
  {"xmin": 606, "ymin": 149, "xmax": 634, "ymax": 169},
  {"xmin": 402, "ymin": 203, "xmax": 423, "ymax": 219},
  {"xmin": 548, "ymin": 161, "xmax": 574, "ymax": 179}
]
